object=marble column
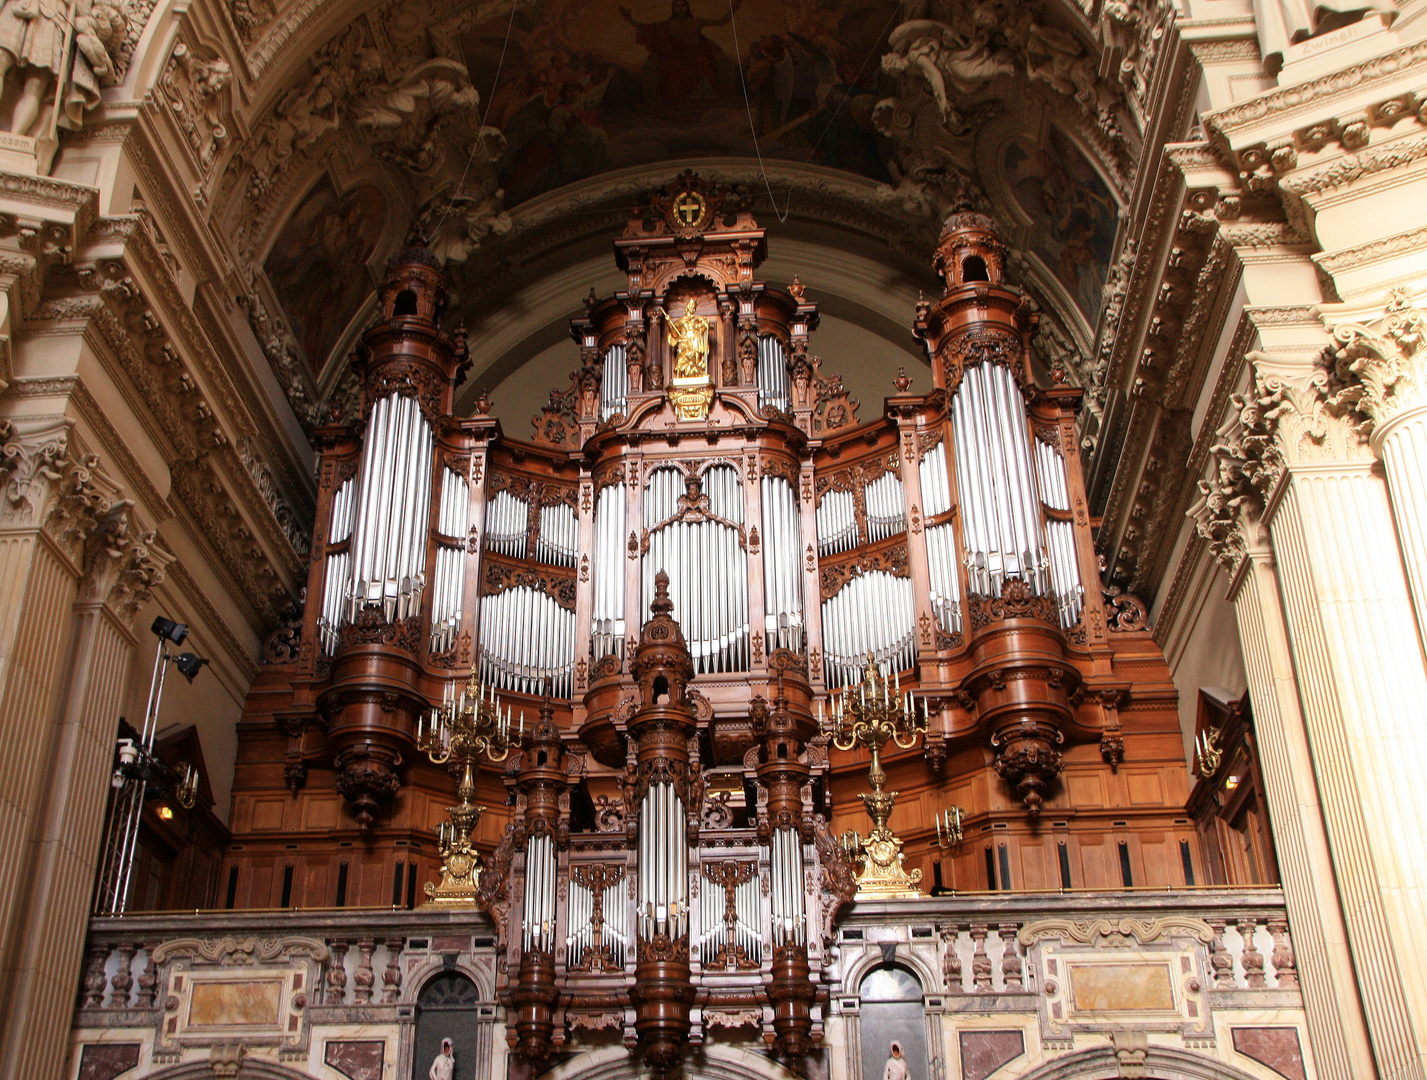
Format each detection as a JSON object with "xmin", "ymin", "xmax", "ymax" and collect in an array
[{"xmin": 0, "ymin": 417, "xmax": 168, "ymax": 1080}]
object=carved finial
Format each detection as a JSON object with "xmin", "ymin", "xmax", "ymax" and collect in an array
[
  {"xmin": 473, "ymin": 389, "xmax": 491, "ymax": 415},
  {"xmin": 533, "ymin": 697, "xmax": 560, "ymax": 743},
  {"xmin": 790, "ymin": 276, "xmax": 805, "ymax": 301},
  {"xmin": 651, "ymin": 570, "xmax": 673, "ymax": 615},
  {"xmin": 893, "ymin": 366, "xmax": 912, "ymax": 393},
  {"xmin": 584, "ymin": 287, "xmax": 599, "ymax": 311},
  {"xmin": 915, "ymin": 290, "xmax": 931, "ymax": 321},
  {"xmin": 1051, "ymin": 360, "xmax": 1068, "ymax": 385}
]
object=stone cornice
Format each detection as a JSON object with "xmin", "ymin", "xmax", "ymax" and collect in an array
[
  {"xmin": 0, "ymin": 172, "xmax": 99, "ymax": 227},
  {"xmin": 1279, "ymin": 129, "xmax": 1427, "ymax": 196},
  {"xmin": 30, "ymin": 288, "xmax": 297, "ymax": 625},
  {"xmin": 1315, "ymin": 223, "xmax": 1427, "ymax": 275},
  {"xmin": 1206, "ymin": 38, "xmax": 1427, "ymax": 140}
]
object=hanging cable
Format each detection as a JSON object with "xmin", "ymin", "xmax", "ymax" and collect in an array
[
  {"xmin": 428, "ymin": 0, "xmax": 520, "ymax": 237},
  {"xmin": 728, "ymin": 0, "xmax": 789, "ymax": 222}
]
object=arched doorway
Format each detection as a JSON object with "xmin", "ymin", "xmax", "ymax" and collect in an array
[
  {"xmin": 413, "ymin": 972, "xmax": 481, "ymax": 1080},
  {"xmin": 858, "ymin": 966, "xmax": 928, "ymax": 1080}
]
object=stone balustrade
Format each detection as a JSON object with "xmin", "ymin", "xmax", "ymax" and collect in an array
[{"xmin": 71, "ymin": 889, "xmax": 1304, "ymax": 1080}]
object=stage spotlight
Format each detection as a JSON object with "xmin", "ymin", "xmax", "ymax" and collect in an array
[
  {"xmin": 151, "ymin": 617, "xmax": 189, "ymax": 645},
  {"xmin": 174, "ymin": 653, "xmax": 208, "ymax": 682}
]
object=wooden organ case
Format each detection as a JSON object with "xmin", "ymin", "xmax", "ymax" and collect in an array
[{"xmin": 228, "ymin": 178, "xmax": 1205, "ymax": 1077}]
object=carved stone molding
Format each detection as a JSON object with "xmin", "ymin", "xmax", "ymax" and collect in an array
[
  {"xmin": 1205, "ymin": 38, "xmax": 1427, "ymax": 138},
  {"xmin": 1017, "ymin": 915, "xmax": 1214, "ymax": 947},
  {"xmin": 150, "ymin": 936, "xmax": 329, "ymax": 965},
  {"xmin": 1189, "ymin": 382, "xmax": 1284, "ymax": 576}
]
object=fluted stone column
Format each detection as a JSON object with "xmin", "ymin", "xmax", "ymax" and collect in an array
[
  {"xmin": 0, "ymin": 419, "xmax": 171, "ymax": 1080},
  {"xmin": 1322, "ymin": 291, "xmax": 1427, "ymax": 663},
  {"xmin": 1198, "ymin": 351, "xmax": 1427, "ymax": 1080},
  {"xmin": 1, "ymin": 507, "xmax": 169, "ymax": 1080},
  {"xmin": 1194, "ymin": 408, "xmax": 1374, "ymax": 1080}
]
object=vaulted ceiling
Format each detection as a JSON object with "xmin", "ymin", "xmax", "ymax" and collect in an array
[{"xmin": 210, "ymin": 0, "xmax": 1168, "ymax": 436}]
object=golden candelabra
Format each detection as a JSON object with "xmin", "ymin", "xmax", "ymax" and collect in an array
[
  {"xmin": 821, "ymin": 654, "xmax": 928, "ymax": 900},
  {"xmin": 418, "ymin": 672, "xmax": 521, "ymax": 905},
  {"xmin": 933, "ymin": 806, "xmax": 964, "ymax": 850}
]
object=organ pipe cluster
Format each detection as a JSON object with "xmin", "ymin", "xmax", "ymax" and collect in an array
[
  {"xmin": 637, "ymin": 781, "xmax": 689, "ymax": 942},
  {"xmin": 282, "ymin": 181, "xmax": 1126, "ymax": 1079}
]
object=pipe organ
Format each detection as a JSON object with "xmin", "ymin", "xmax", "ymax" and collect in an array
[{"xmin": 234, "ymin": 176, "xmax": 1197, "ymax": 1078}]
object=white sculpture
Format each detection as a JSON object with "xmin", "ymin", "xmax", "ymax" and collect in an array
[
  {"xmin": 0, "ymin": 0, "xmax": 125, "ymax": 137},
  {"xmin": 1250, "ymin": 0, "xmax": 1395, "ymax": 71},
  {"xmin": 429, "ymin": 1038, "xmax": 454, "ymax": 1080}
]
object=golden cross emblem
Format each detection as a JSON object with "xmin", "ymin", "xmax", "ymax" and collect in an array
[{"xmin": 674, "ymin": 192, "xmax": 705, "ymax": 226}]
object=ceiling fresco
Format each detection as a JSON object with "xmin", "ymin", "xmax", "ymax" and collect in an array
[
  {"xmin": 459, "ymin": 0, "xmax": 901, "ymax": 205},
  {"xmin": 219, "ymin": 0, "xmax": 1170, "ymax": 429}
]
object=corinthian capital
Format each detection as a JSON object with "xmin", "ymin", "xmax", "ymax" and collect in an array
[
  {"xmin": 1321, "ymin": 289, "xmax": 1427, "ymax": 436},
  {"xmin": 0, "ymin": 416, "xmax": 73, "ymax": 529},
  {"xmin": 82, "ymin": 503, "xmax": 175, "ymax": 626},
  {"xmin": 1251, "ymin": 352, "xmax": 1372, "ymax": 466},
  {"xmin": 1190, "ymin": 387, "xmax": 1283, "ymax": 575}
]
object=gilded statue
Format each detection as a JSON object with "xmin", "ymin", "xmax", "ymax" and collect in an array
[{"xmin": 658, "ymin": 297, "xmax": 709, "ymax": 380}]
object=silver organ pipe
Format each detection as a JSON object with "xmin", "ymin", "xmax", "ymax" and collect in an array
[
  {"xmin": 820, "ymin": 571, "xmax": 917, "ymax": 687},
  {"xmin": 768, "ymin": 829, "xmax": 805, "ymax": 948},
  {"xmin": 601, "ymin": 344, "xmax": 628, "ymax": 420},
  {"xmin": 565, "ymin": 872, "xmax": 628, "ymax": 969},
  {"xmin": 816, "ymin": 489, "xmax": 857, "ymax": 556},
  {"xmin": 430, "ymin": 466, "xmax": 470, "ymax": 653},
  {"xmin": 699, "ymin": 865, "xmax": 720, "ymax": 961},
  {"xmin": 347, "ymin": 391, "xmax": 433, "ymax": 623},
  {"xmin": 738, "ymin": 869, "xmax": 760, "ymax": 965},
  {"xmin": 863, "ymin": 470, "xmax": 906, "ymax": 543},
  {"xmin": 760, "ymin": 475, "xmax": 804, "ymax": 652},
  {"xmin": 952, "ymin": 362, "xmax": 1049, "ymax": 597},
  {"xmin": 591, "ymin": 483, "xmax": 627, "ymax": 659},
  {"xmin": 568, "ymin": 875, "xmax": 589, "ymax": 967},
  {"xmin": 1035, "ymin": 436, "xmax": 1084, "ymax": 628},
  {"xmin": 641, "ymin": 466, "xmax": 749, "ymax": 674},
  {"xmin": 756, "ymin": 334, "xmax": 789, "ymax": 412},
  {"xmin": 918, "ymin": 444, "xmax": 962, "ymax": 635},
  {"xmin": 318, "ymin": 477, "xmax": 356, "ymax": 654},
  {"xmin": 697, "ymin": 865, "xmax": 762, "ymax": 966},
  {"xmin": 522, "ymin": 833, "xmax": 558, "ymax": 953},
  {"xmin": 536, "ymin": 502, "xmax": 578, "ymax": 567},
  {"xmin": 485, "ymin": 490, "xmax": 528, "ymax": 558},
  {"xmin": 637, "ymin": 783, "xmax": 687, "ymax": 942},
  {"xmin": 478, "ymin": 588, "xmax": 577, "ymax": 697}
]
